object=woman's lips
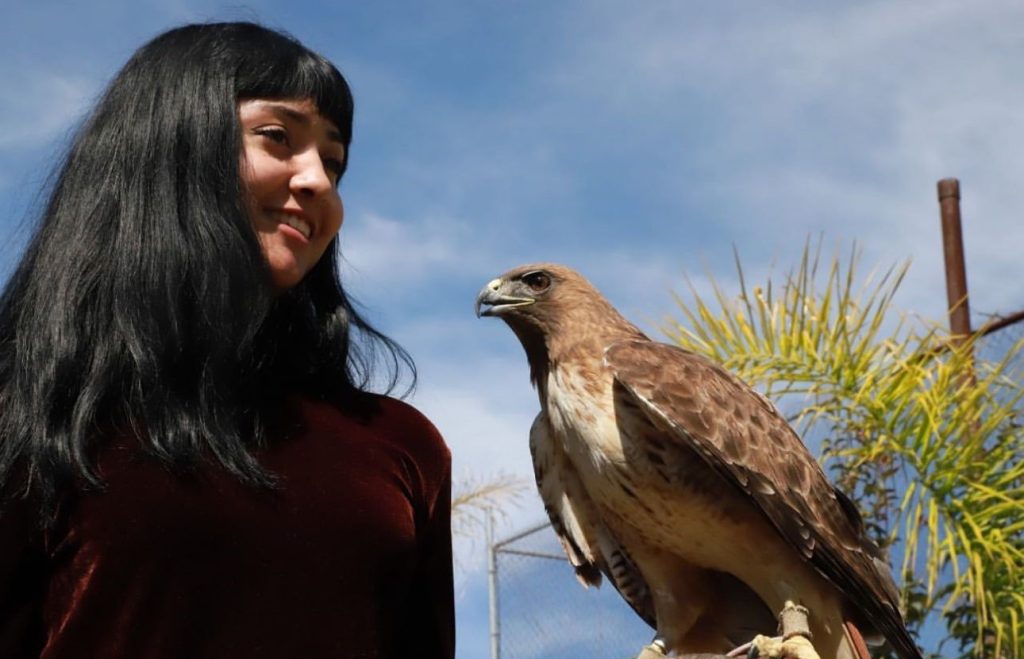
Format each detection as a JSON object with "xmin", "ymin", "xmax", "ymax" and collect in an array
[{"xmin": 268, "ymin": 210, "xmax": 312, "ymax": 239}]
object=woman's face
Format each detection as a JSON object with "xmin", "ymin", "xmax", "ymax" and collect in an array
[{"xmin": 238, "ymin": 98, "xmax": 346, "ymax": 290}]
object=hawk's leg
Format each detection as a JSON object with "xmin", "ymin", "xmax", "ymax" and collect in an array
[{"xmin": 741, "ymin": 601, "xmax": 820, "ymax": 659}]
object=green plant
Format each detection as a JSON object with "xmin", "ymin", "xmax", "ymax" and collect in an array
[{"xmin": 663, "ymin": 240, "xmax": 1024, "ymax": 657}]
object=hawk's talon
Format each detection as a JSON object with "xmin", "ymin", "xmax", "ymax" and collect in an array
[
  {"xmin": 747, "ymin": 635, "xmax": 779, "ymax": 658},
  {"xmin": 747, "ymin": 633, "xmax": 820, "ymax": 659}
]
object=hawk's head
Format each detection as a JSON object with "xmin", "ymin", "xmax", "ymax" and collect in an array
[
  {"xmin": 476, "ymin": 263, "xmax": 645, "ymax": 390},
  {"xmin": 476, "ymin": 263, "xmax": 576, "ymax": 325},
  {"xmin": 475, "ymin": 263, "xmax": 636, "ymax": 342}
]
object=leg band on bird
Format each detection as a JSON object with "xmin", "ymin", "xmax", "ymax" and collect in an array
[{"xmin": 779, "ymin": 601, "xmax": 812, "ymax": 641}]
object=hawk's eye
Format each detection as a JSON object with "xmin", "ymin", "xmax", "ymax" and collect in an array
[{"xmin": 522, "ymin": 271, "xmax": 551, "ymax": 292}]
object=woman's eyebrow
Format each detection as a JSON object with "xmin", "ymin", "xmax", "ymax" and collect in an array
[{"xmin": 259, "ymin": 102, "xmax": 343, "ymax": 144}]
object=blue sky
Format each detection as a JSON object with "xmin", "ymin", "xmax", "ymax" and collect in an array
[{"xmin": 3, "ymin": 1, "xmax": 1023, "ymax": 656}]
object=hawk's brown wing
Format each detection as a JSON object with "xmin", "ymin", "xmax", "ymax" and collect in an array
[
  {"xmin": 604, "ymin": 339, "xmax": 920, "ymax": 659},
  {"xmin": 530, "ymin": 412, "xmax": 657, "ymax": 627}
]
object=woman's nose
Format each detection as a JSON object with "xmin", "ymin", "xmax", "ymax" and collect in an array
[{"xmin": 289, "ymin": 149, "xmax": 332, "ymax": 197}]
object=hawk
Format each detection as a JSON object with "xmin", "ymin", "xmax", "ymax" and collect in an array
[{"xmin": 475, "ymin": 263, "xmax": 921, "ymax": 659}]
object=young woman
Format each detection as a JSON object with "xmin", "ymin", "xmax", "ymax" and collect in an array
[{"xmin": 0, "ymin": 22, "xmax": 454, "ymax": 658}]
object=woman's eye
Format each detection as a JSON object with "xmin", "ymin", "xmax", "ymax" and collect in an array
[
  {"xmin": 323, "ymin": 157, "xmax": 344, "ymax": 184},
  {"xmin": 256, "ymin": 127, "xmax": 289, "ymax": 146}
]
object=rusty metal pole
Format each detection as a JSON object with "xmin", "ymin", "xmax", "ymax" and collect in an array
[
  {"xmin": 938, "ymin": 178, "xmax": 976, "ymax": 396},
  {"xmin": 937, "ymin": 178, "xmax": 972, "ymax": 341}
]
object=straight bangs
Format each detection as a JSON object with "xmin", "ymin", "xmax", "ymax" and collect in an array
[{"xmin": 236, "ymin": 46, "xmax": 354, "ymax": 147}]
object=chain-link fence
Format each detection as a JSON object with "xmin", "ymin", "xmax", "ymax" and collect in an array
[{"xmin": 488, "ymin": 520, "xmax": 653, "ymax": 659}]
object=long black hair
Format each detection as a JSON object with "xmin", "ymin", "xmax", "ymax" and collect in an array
[{"xmin": 0, "ymin": 22, "xmax": 414, "ymax": 514}]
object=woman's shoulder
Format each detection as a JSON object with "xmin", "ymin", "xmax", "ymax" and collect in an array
[
  {"xmin": 315, "ymin": 392, "xmax": 450, "ymax": 466},
  {"xmin": 360, "ymin": 394, "xmax": 451, "ymax": 494},
  {"xmin": 369, "ymin": 395, "xmax": 448, "ymax": 452},
  {"xmin": 369, "ymin": 394, "xmax": 435, "ymax": 426}
]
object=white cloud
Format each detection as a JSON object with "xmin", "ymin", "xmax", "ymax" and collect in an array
[
  {"xmin": 546, "ymin": 0, "xmax": 1024, "ymax": 323},
  {"xmin": 0, "ymin": 73, "xmax": 95, "ymax": 149},
  {"xmin": 338, "ymin": 210, "xmax": 504, "ymax": 297},
  {"xmin": 412, "ymin": 378, "xmax": 537, "ymax": 486}
]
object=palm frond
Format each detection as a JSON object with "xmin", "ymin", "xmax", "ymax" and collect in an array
[
  {"xmin": 451, "ymin": 471, "xmax": 529, "ymax": 539},
  {"xmin": 663, "ymin": 238, "xmax": 1024, "ymax": 657}
]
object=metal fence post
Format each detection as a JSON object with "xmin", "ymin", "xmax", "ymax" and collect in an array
[{"xmin": 487, "ymin": 508, "xmax": 501, "ymax": 659}]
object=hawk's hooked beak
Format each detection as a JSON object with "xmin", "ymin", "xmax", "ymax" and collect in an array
[{"xmin": 475, "ymin": 278, "xmax": 535, "ymax": 317}]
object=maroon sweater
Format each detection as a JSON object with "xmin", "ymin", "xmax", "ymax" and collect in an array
[{"xmin": 0, "ymin": 395, "xmax": 454, "ymax": 658}]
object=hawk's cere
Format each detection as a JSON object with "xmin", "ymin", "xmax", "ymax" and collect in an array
[{"xmin": 475, "ymin": 264, "xmax": 922, "ymax": 659}]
